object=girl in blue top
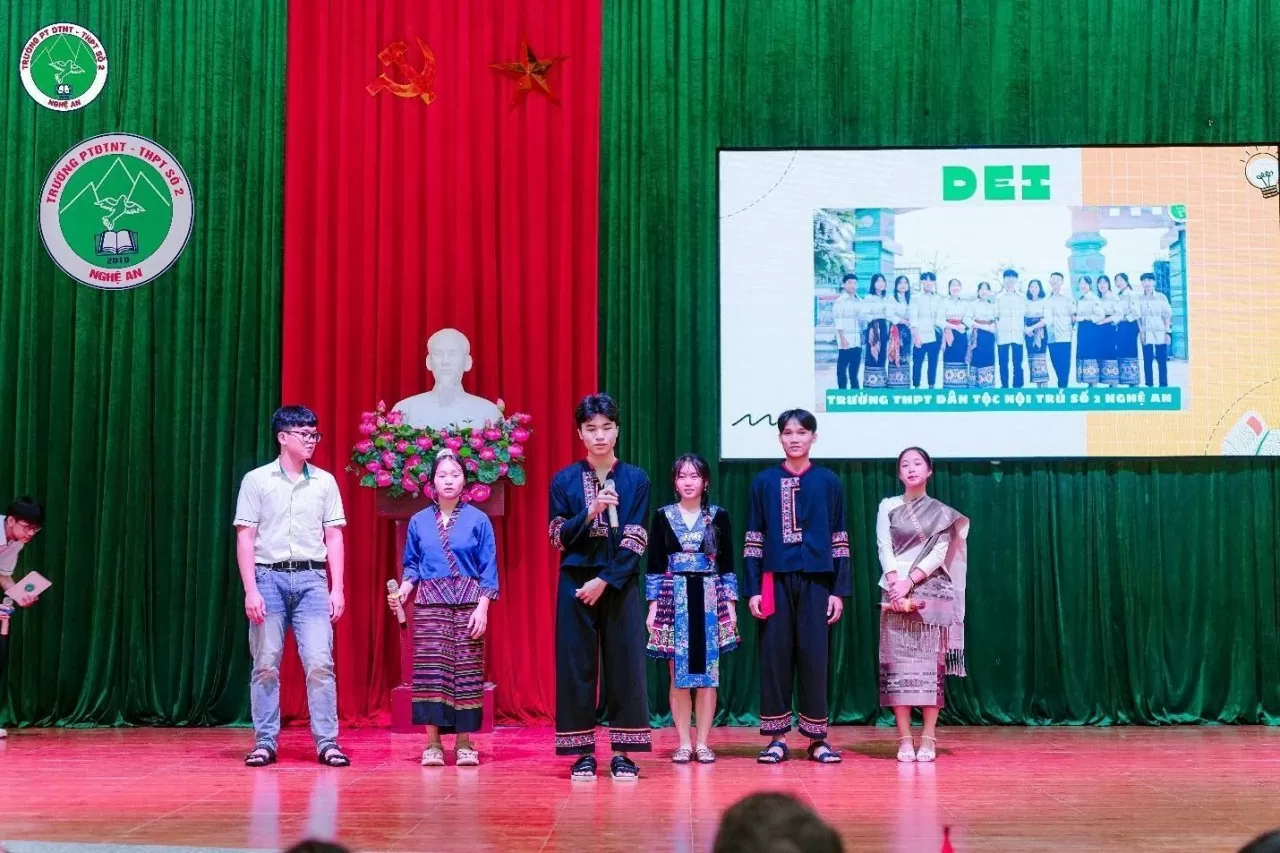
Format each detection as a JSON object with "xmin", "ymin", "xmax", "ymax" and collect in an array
[{"xmin": 389, "ymin": 449, "xmax": 499, "ymax": 767}]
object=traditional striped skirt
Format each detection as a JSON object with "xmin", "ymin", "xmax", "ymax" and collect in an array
[
  {"xmin": 942, "ymin": 327, "xmax": 969, "ymax": 389},
  {"xmin": 1076, "ymin": 321, "xmax": 1099, "ymax": 385},
  {"xmin": 412, "ymin": 604, "xmax": 485, "ymax": 732},
  {"xmin": 886, "ymin": 324, "xmax": 913, "ymax": 388},
  {"xmin": 968, "ymin": 328, "xmax": 996, "ymax": 388},
  {"xmin": 646, "ymin": 573, "xmax": 739, "ymax": 689},
  {"xmin": 1026, "ymin": 317, "xmax": 1050, "ymax": 385},
  {"xmin": 1117, "ymin": 320, "xmax": 1141, "ymax": 385},
  {"xmin": 1097, "ymin": 322, "xmax": 1120, "ymax": 386},
  {"xmin": 879, "ymin": 573, "xmax": 954, "ymax": 708},
  {"xmin": 863, "ymin": 319, "xmax": 889, "ymax": 388}
]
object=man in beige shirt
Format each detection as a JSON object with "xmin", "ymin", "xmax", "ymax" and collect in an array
[{"xmin": 235, "ymin": 406, "xmax": 348, "ymax": 767}]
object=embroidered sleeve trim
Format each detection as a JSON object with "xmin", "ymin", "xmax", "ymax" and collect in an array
[
  {"xmin": 831, "ymin": 530, "xmax": 850, "ymax": 559},
  {"xmin": 743, "ymin": 531, "xmax": 764, "ymax": 560},
  {"xmin": 620, "ymin": 524, "xmax": 648, "ymax": 556},
  {"xmin": 549, "ymin": 517, "xmax": 566, "ymax": 551}
]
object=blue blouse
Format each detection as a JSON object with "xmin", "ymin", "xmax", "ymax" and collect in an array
[{"xmin": 403, "ymin": 503, "xmax": 499, "ymax": 601}]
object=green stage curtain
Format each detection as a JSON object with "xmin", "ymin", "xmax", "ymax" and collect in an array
[
  {"xmin": 0, "ymin": 0, "xmax": 285, "ymax": 725},
  {"xmin": 601, "ymin": 0, "xmax": 1280, "ymax": 725}
]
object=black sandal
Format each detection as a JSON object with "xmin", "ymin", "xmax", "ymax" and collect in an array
[
  {"xmin": 570, "ymin": 754, "xmax": 597, "ymax": 780},
  {"xmin": 245, "ymin": 744, "xmax": 276, "ymax": 767},
  {"xmin": 807, "ymin": 740, "xmax": 842, "ymax": 764},
  {"xmin": 317, "ymin": 742, "xmax": 350, "ymax": 767},
  {"xmin": 757, "ymin": 740, "xmax": 790, "ymax": 764},
  {"xmin": 610, "ymin": 755, "xmax": 639, "ymax": 780}
]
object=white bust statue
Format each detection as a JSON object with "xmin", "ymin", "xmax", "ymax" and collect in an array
[{"xmin": 393, "ymin": 328, "xmax": 503, "ymax": 430}]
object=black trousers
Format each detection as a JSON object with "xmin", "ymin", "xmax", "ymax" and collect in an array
[
  {"xmin": 913, "ymin": 339, "xmax": 940, "ymax": 387},
  {"xmin": 836, "ymin": 347, "xmax": 862, "ymax": 389},
  {"xmin": 758, "ymin": 572, "xmax": 832, "ymax": 741},
  {"xmin": 1143, "ymin": 344, "xmax": 1169, "ymax": 387},
  {"xmin": 555, "ymin": 568, "xmax": 651, "ymax": 755},
  {"xmin": 1049, "ymin": 342, "xmax": 1071, "ymax": 388},
  {"xmin": 998, "ymin": 343, "xmax": 1025, "ymax": 388}
]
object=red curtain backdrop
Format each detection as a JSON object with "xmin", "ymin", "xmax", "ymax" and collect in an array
[{"xmin": 280, "ymin": 0, "xmax": 600, "ymax": 724}]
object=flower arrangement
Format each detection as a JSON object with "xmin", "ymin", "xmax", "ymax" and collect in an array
[{"xmin": 348, "ymin": 399, "xmax": 532, "ymax": 502}]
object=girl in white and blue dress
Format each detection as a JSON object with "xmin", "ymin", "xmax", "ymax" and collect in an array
[
  {"xmin": 1113, "ymin": 273, "xmax": 1142, "ymax": 386},
  {"xmin": 1074, "ymin": 276, "xmax": 1102, "ymax": 385},
  {"xmin": 645, "ymin": 453, "xmax": 739, "ymax": 764},
  {"xmin": 1095, "ymin": 274, "xmax": 1121, "ymax": 386}
]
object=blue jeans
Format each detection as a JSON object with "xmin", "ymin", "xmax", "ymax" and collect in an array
[{"xmin": 249, "ymin": 567, "xmax": 338, "ymax": 751}]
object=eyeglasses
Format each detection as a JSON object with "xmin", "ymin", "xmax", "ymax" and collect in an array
[
  {"xmin": 286, "ymin": 431, "xmax": 323, "ymax": 444},
  {"xmin": 13, "ymin": 521, "xmax": 39, "ymax": 535}
]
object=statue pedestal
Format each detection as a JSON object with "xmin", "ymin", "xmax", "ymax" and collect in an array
[{"xmin": 377, "ymin": 483, "xmax": 505, "ymax": 733}]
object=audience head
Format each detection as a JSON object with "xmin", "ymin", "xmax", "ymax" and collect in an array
[{"xmin": 712, "ymin": 792, "xmax": 843, "ymax": 853}]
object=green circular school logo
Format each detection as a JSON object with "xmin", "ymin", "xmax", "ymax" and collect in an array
[
  {"xmin": 19, "ymin": 23, "xmax": 108, "ymax": 111},
  {"xmin": 40, "ymin": 134, "xmax": 194, "ymax": 290}
]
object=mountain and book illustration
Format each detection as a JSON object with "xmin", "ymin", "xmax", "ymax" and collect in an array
[
  {"xmin": 32, "ymin": 34, "xmax": 91, "ymax": 96},
  {"xmin": 58, "ymin": 156, "xmax": 172, "ymax": 263}
]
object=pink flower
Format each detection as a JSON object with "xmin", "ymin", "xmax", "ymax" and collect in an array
[
  {"xmin": 360, "ymin": 411, "xmax": 376, "ymax": 424},
  {"xmin": 496, "ymin": 398, "xmax": 506, "ymax": 413},
  {"xmin": 507, "ymin": 444, "xmax": 524, "ymax": 459},
  {"xmin": 415, "ymin": 435, "xmax": 434, "ymax": 449},
  {"xmin": 377, "ymin": 399, "xmax": 387, "ymax": 411},
  {"xmin": 483, "ymin": 428, "xmax": 502, "ymax": 441},
  {"xmin": 356, "ymin": 439, "xmax": 374, "ymax": 454},
  {"xmin": 380, "ymin": 451, "xmax": 397, "ymax": 468},
  {"xmin": 468, "ymin": 436, "xmax": 485, "ymax": 450},
  {"xmin": 469, "ymin": 483, "xmax": 491, "ymax": 503},
  {"xmin": 401, "ymin": 476, "xmax": 419, "ymax": 493},
  {"xmin": 395, "ymin": 440, "xmax": 410, "ymax": 453},
  {"xmin": 515, "ymin": 412, "xmax": 532, "ymax": 425},
  {"xmin": 445, "ymin": 436, "xmax": 464, "ymax": 451},
  {"xmin": 375, "ymin": 472, "xmax": 393, "ymax": 488},
  {"xmin": 512, "ymin": 427, "xmax": 530, "ymax": 443},
  {"xmin": 479, "ymin": 448, "xmax": 497, "ymax": 461},
  {"xmin": 465, "ymin": 458, "xmax": 479, "ymax": 472},
  {"xmin": 365, "ymin": 461, "xmax": 382, "ymax": 474},
  {"xmin": 424, "ymin": 485, "xmax": 437, "ymax": 500},
  {"xmin": 498, "ymin": 463, "xmax": 509, "ymax": 476},
  {"xmin": 406, "ymin": 455, "xmax": 422, "ymax": 469},
  {"xmin": 419, "ymin": 473, "xmax": 430, "ymax": 483},
  {"xmin": 386, "ymin": 410, "xmax": 404, "ymax": 425},
  {"xmin": 358, "ymin": 421, "xmax": 376, "ymax": 436},
  {"xmin": 439, "ymin": 429, "xmax": 451, "ymax": 439}
]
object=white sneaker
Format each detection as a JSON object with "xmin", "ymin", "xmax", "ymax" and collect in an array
[{"xmin": 896, "ymin": 736, "xmax": 915, "ymax": 762}]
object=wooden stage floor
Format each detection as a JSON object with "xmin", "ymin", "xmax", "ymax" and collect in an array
[{"xmin": 0, "ymin": 725, "xmax": 1275, "ymax": 852}]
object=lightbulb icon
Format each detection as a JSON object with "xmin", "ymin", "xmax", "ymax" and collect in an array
[{"xmin": 1244, "ymin": 152, "xmax": 1278, "ymax": 198}]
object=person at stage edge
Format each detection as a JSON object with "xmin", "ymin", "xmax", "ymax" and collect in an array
[
  {"xmin": 744, "ymin": 408, "xmax": 849, "ymax": 765},
  {"xmin": 236, "ymin": 406, "xmax": 350, "ymax": 768},
  {"xmin": 877, "ymin": 447, "xmax": 969, "ymax": 763},
  {"xmin": 0, "ymin": 496, "xmax": 46, "ymax": 739},
  {"xmin": 548, "ymin": 393, "xmax": 652, "ymax": 780},
  {"xmin": 645, "ymin": 453, "xmax": 740, "ymax": 764},
  {"xmin": 389, "ymin": 449, "xmax": 498, "ymax": 767}
]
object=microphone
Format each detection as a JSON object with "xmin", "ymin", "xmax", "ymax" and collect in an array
[
  {"xmin": 386, "ymin": 579, "xmax": 406, "ymax": 629},
  {"xmin": 603, "ymin": 478, "xmax": 619, "ymax": 528}
]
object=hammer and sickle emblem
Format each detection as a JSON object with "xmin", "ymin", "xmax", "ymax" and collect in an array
[{"xmin": 366, "ymin": 38, "xmax": 437, "ymax": 104}]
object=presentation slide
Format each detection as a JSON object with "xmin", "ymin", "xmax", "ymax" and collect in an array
[{"xmin": 719, "ymin": 145, "xmax": 1280, "ymax": 459}]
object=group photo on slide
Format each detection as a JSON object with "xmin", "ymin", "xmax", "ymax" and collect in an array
[{"xmin": 4, "ymin": 2, "xmax": 1280, "ymax": 853}]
